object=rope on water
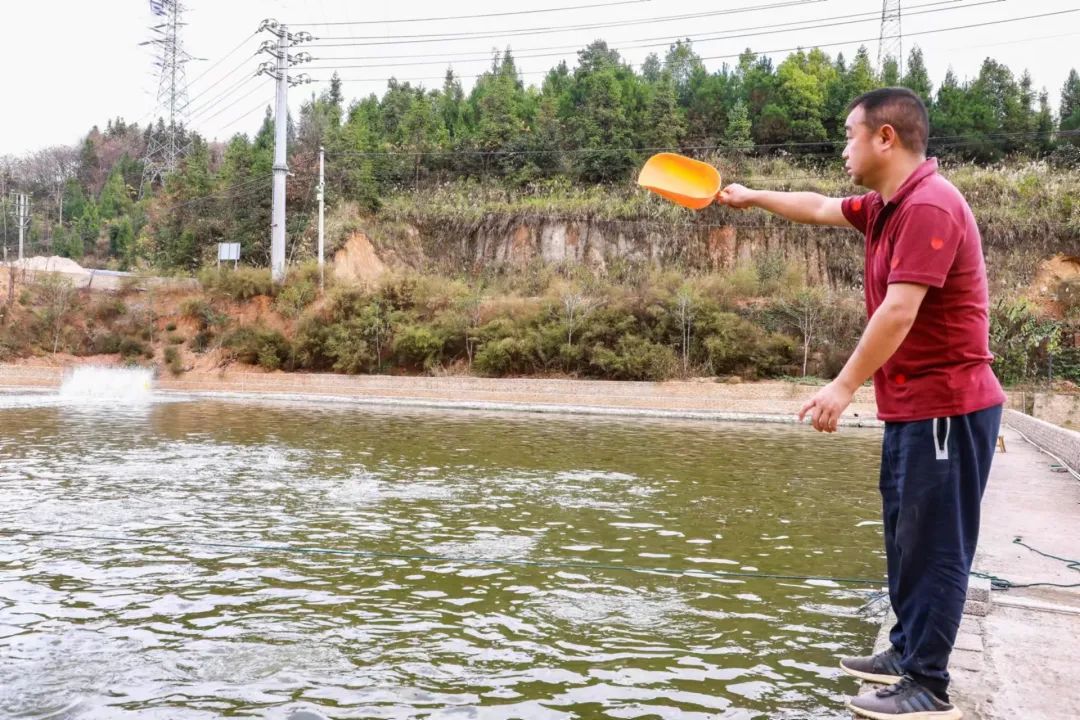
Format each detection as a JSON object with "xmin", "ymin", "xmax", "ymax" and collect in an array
[{"xmin": 0, "ymin": 528, "xmax": 887, "ymax": 587}]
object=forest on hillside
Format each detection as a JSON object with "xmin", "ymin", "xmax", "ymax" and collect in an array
[{"xmin": 2, "ymin": 40, "xmax": 1079, "ymax": 272}]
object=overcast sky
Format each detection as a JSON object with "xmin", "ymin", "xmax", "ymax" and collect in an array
[{"xmin": 1, "ymin": 0, "xmax": 1077, "ymax": 156}]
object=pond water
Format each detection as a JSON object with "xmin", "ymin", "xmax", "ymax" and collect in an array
[{"xmin": 0, "ymin": 388, "xmax": 887, "ymax": 719}]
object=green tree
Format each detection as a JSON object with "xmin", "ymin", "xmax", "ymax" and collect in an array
[
  {"xmin": 930, "ymin": 69, "xmax": 972, "ymax": 153},
  {"xmin": 776, "ymin": 49, "xmax": 833, "ymax": 146},
  {"xmin": 724, "ymin": 98, "xmax": 753, "ymax": 149},
  {"xmin": 643, "ymin": 72, "xmax": 683, "ymax": 149},
  {"xmin": 439, "ymin": 68, "xmax": 467, "ymax": 143},
  {"xmin": 108, "ymin": 215, "xmax": 136, "ymax": 266},
  {"xmin": 1061, "ymin": 68, "xmax": 1080, "ymax": 144},
  {"xmin": 846, "ymin": 47, "xmax": 878, "ymax": 96},
  {"xmin": 881, "ymin": 56, "xmax": 900, "ymax": 86},
  {"xmin": 98, "ymin": 167, "xmax": 133, "ymax": 220},
  {"xmin": 565, "ymin": 42, "xmax": 639, "ymax": 182},
  {"xmin": 640, "ymin": 53, "xmax": 662, "ymax": 83},
  {"xmin": 1035, "ymin": 90, "xmax": 1055, "ymax": 154},
  {"xmin": 901, "ymin": 46, "xmax": 933, "ymax": 106}
]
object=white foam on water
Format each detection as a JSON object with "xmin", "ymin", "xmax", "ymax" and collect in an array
[{"xmin": 59, "ymin": 366, "xmax": 154, "ymax": 403}]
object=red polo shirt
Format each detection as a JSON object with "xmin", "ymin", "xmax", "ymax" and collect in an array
[{"xmin": 840, "ymin": 158, "xmax": 1006, "ymax": 422}]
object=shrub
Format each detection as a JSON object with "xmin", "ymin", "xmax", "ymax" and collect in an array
[
  {"xmin": 989, "ymin": 297, "xmax": 1061, "ymax": 385},
  {"xmin": 274, "ymin": 279, "xmax": 318, "ymax": 318},
  {"xmin": 118, "ymin": 337, "xmax": 152, "ymax": 362},
  {"xmin": 191, "ymin": 330, "xmax": 214, "ymax": 354},
  {"xmin": 588, "ymin": 335, "xmax": 678, "ymax": 381},
  {"xmin": 393, "ymin": 324, "xmax": 448, "ymax": 371},
  {"xmin": 163, "ymin": 346, "xmax": 184, "ymax": 376},
  {"xmin": 699, "ymin": 311, "xmax": 797, "ymax": 379},
  {"xmin": 221, "ymin": 325, "xmax": 292, "ymax": 370},
  {"xmin": 91, "ymin": 297, "xmax": 127, "ymax": 322},
  {"xmin": 180, "ymin": 298, "xmax": 225, "ymax": 329},
  {"xmin": 474, "ymin": 337, "xmax": 534, "ymax": 376},
  {"xmin": 325, "ymin": 325, "xmax": 376, "ymax": 374},
  {"xmin": 91, "ymin": 333, "xmax": 123, "ymax": 355},
  {"xmin": 199, "ymin": 266, "xmax": 275, "ymax": 300}
]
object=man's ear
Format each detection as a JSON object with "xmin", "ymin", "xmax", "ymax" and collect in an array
[{"xmin": 877, "ymin": 123, "xmax": 899, "ymax": 151}]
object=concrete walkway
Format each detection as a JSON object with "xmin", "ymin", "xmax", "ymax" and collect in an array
[
  {"xmin": 954, "ymin": 423, "xmax": 1080, "ymax": 720},
  {"xmin": 861, "ymin": 424, "xmax": 1080, "ymax": 720}
]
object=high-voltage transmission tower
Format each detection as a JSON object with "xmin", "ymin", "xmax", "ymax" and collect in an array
[
  {"xmin": 140, "ymin": 0, "xmax": 193, "ymax": 196},
  {"xmin": 878, "ymin": 0, "xmax": 903, "ymax": 78},
  {"xmin": 256, "ymin": 19, "xmax": 312, "ymax": 283}
]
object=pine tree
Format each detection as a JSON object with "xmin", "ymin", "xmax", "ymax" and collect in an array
[
  {"xmin": 724, "ymin": 99, "xmax": 753, "ymax": 150},
  {"xmin": 901, "ymin": 46, "xmax": 933, "ymax": 106},
  {"xmin": 644, "ymin": 72, "xmax": 683, "ymax": 149},
  {"xmin": 846, "ymin": 46, "xmax": 878, "ymax": 98},
  {"xmin": 1035, "ymin": 90, "xmax": 1055, "ymax": 154},
  {"xmin": 1060, "ymin": 69, "xmax": 1080, "ymax": 144},
  {"xmin": 881, "ymin": 56, "xmax": 900, "ymax": 86}
]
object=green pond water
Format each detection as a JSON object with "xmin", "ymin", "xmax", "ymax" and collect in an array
[{"xmin": 0, "ymin": 390, "xmax": 888, "ymax": 719}]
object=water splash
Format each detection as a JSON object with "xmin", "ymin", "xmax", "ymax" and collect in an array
[{"xmin": 59, "ymin": 366, "xmax": 154, "ymax": 402}]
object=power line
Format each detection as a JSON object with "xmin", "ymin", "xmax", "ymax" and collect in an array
[
  {"xmin": 304, "ymin": 0, "xmax": 998, "ymax": 71},
  {"xmin": 943, "ymin": 29, "xmax": 1080, "ymax": 52},
  {"xmin": 305, "ymin": 0, "xmax": 829, "ymax": 47},
  {"xmin": 313, "ymin": 9, "xmax": 1078, "ymax": 85},
  {"xmin": 291, "ymin": 0, "xmax": 659, "ymax": 26},
  {"xmin": 131, "ymin": 30, "xmax": 259, "ymax": 131},
  {"xmin": 305, "ymin": 0, "xmax": 970, "ymax": 64},
  {"xmin": 184, "ymin": 66, "xmax": 262, "ymax": 120},
  {"xmin": 216, "ymin": 100, "xmax": 274, "ymax": 137},
  {"xmin": 183, "ymin": 60, "xmax": 261, "ymax": 117},
  {"xmin": 151, "ymin": 176, "xmax": 273, "ymax": 214},
  {"xmin": 186, "ymin": 30, "xmax": 258, "ymax": 88},
  {"xmin": 191, "ymin": 79, "xmax": 272, "ymax": 126},
  {"xmin": 187, "ymin": 78, "xmax": 263, "ymax": 126},
  {"xmin": 697, "ymin": 9, "xmax": 1080, "ymax": 62}
]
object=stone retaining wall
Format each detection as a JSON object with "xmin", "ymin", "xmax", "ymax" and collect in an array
[{"xmin": 1004, "ymin": 409, "xmax": 1080, "ymax": 473}]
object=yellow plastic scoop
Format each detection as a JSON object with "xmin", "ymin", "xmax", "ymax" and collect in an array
[{"xmin": 637, "ymin": 152, "xmax": 722, "ymax": 210}]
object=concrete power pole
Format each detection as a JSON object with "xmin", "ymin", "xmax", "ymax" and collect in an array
[
  {"xmin": 257, "ymin": 20, "xmax": 312, "ymax": 284},
  {"xmin": 318, "ymin": 145, "xmax": 325, "ymax": 292},
  {"xmin": 270, "ymin": 25, "xmax": 289, "ymax": 284},
  {"xmin": 12, "ymin": 193, "xmax": 30, "ymax": 261}
]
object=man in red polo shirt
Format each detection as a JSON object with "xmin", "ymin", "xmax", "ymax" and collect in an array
[{"xmin": 718, "ymin": 87, "xmax": 1006, "ymax": 720}]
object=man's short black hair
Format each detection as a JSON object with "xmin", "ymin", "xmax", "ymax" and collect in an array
[{"xmin": 847, "ymin": 87, "xmax": 929, "ymax": 155}]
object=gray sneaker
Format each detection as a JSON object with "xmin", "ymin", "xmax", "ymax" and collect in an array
[
  {"xmin": 847, "ymin": 676, "xmax": 962, "ymax": 720},
  {"xmin": 840, "ymin": 646, "xmax": 905, "ymax": 684}
]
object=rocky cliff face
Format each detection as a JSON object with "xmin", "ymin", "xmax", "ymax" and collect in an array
[
  {"xmin": 352, "ymin": 211, "xmax": 1067, "ymax": 291},
  {"xmin": 402, "ymin": 217, "xmax": 864, "ymax": 287}
]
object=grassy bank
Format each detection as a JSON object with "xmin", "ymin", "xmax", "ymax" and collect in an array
[{"xmin": 0, "ymin": 253, "xmax": 1070, "ymax": 388}]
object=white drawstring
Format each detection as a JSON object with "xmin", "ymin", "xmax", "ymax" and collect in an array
[{"xmin": 934, "ymin": 417, "xmax": 951, "ymax": 461}]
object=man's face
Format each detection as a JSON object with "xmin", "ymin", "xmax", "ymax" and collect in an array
[{"xmin": 842, "ymin": 105, "xmax": 878, "ymax": 188}]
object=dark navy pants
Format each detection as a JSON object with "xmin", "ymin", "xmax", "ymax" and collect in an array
[{"xmin": 880, "ymin": 404, "xmax": 1003, "ymax": 700}]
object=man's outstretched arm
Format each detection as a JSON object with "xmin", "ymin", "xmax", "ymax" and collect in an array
[{"xmin": 717, "ymin": 184, "xmax": 853, "ymax": 228}]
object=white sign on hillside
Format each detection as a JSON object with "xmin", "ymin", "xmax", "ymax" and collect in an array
[{"xmin": 218, "ymin": 243, "xmax": 240, "ymax": 262}]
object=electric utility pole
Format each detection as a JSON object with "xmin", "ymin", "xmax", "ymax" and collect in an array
[
  {"xmin": 318, "ymin": 145, "xmax": 325, "ymax": 292},
  {"xmin": 256, "ymin": 20, "xmax": 312, "ymax": 284}
]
